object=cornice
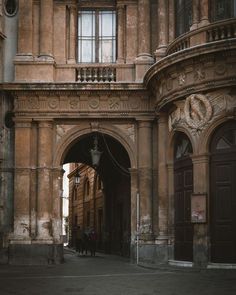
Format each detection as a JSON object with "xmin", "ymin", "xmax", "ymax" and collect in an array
[{"xmin": 1, "ymin": 82, "xmax": 146, "ymax": 93}]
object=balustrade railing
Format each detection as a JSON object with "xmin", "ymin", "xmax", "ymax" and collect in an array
[
  {"xmin": 76, "ymin": 65, "xmax": 116, "ymax": 82},
  {"xmin": 167, "ymin": 19, "xmax": 236, "ymax": 55}
]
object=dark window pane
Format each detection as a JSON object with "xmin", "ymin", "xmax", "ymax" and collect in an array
[
  {"xmin": 175, "ymin": 0, "xmax": 193, "ymax": 37},
  {"xmin": 212, "ymin": 0, "xmax": 236, "ymax": 21}
]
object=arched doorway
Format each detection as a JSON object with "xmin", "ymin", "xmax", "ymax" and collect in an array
[
  {"xmin": 210, "ymin": 120, "xmax": 236, "ymax": 263},
  {"xmin": 63, "ymin": 131, "xmax": 131, "ymax": 257},
  {"xmin": 174, "ymin": 132, "xmax": 193, "ymax": 261}
]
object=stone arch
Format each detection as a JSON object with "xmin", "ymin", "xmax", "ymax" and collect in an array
[
  {"xmin": 198, "ymin": 116, "xmax": 235, "ymax": 155},
  {"xmin": 53, "ymin": 123, "xmax": 136, "ymax": 169}
]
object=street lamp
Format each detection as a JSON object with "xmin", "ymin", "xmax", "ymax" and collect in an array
[{"xmin": 90, "ymin": 134, "xmax": 102, "ymax": 169}]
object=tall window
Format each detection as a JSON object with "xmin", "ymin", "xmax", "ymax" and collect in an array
[
  {"xmin": 78, "ymin": 10, "xmax": 116, "ymax": 63},
  {"xmin": 211, "ymin": 0, "xmax": 236, "ymax": 21},
  {"xmin": 175, "ymin": 0, "xmax": 193, "ymax": 37}
]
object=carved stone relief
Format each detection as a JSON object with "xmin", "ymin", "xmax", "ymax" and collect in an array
[
  {"xmin": 168, "ymin": 90, "xmax": 236, "ymax": 135},
  {"xmin": 56, "ymin": 125, "xmax": 77, "ymax": 142},
  {"xmin": 14, "ymin": 92, "xmax": 151, "ymax": 115},
  {"xmin": 114, "ymin": 124, "xmax": 135, "ymax": 143}
]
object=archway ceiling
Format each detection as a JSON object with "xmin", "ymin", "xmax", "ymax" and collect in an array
[{"xmin": 63, "ymin": 133, "xmax": 131, "ymax": 178}]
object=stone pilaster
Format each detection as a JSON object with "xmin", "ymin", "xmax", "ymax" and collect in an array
[
  {"xmin": 117, "ymin": 4, "xmax": 125, "ymax": 64},
  {"xmin": 52, "ymin": 168, "xmax": 64, "ymax": 243},
  {"xmin": 17, "ymin": 0, "xmax": 33, "ymax": 59},
  {"xmin": 199, "ymin": 0, "xmax": 209, "ymax": 26},
  {"xmin": 155, "ymin": 0, "xmax": 168, "ymax": 60},
  {"xmin": 191, "ymin": 0, "xmax": 200, "ymax": 30},
  {"xmin": 137, "ymin": 120, "xmax": 154, "ymax": 240},
  {"xmin": 39, "ymin": 0, "xmax": 54, "ymax": 60},
  {"xmin": 36, "ymin": 121, "xmax": 53, "ymax": 241},
  {"xmin": 157, "ymin": 114, "xmax": 168, "ymax": 242},
  {"xmin": 67, "ymin": 5, "xmax": 76, "ymax": 64},
  {"xmin": 191, "ymin": 154, "xmax": 209, "ymax": 267},
  {"xmin": 135, "ymin": 0, "xmax": 154, "ymax": 81},
  {"xmin": 12, "ymin": 119, "xmax": 32, "ymax": 240},
  {"xmin": 129, "ymin": 168, "xmax": 139, "ymax": 261},
  {"xmin": 168, "ymin": 0, "xmax": 175, "ymax": 44}
]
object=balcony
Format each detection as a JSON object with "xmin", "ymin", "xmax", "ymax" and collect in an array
[
  {"xmin": 76, "ymin": 64, "xmax": 117, "ymax": 82},
  {"xmin": 167, "ymin": 19, "xmax": 236, "ymax": 55}
]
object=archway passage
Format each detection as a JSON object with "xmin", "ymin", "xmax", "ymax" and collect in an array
[
  {"xmin": 63, "ymin": 132, "xmax": 131, "ymax": 257},
  {"xmin": 210, "ymin": 121, "xmax": 236, "ymax": 263},
  {"xmin": 174, "ymin": 133, "xmax": 193, "ymax": 261}
]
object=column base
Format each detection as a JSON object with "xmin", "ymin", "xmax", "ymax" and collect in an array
[
  {"xmin": 8, "ymin": 243, "xmax": 64, "ymax": 265},
  {"xmin": 154, "ymin": 46, "xmax": 167, "ymax": 61},
  {"xmin": 135, "ymin": 53, "xmax": 154, "ymax": 82}
]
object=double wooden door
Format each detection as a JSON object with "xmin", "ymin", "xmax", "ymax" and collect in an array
[{"xmin": 211, "ymin": 121, "xmax": 236, "ymax": 263}]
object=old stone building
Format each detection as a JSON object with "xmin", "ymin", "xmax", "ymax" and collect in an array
[{"xmin": 0, "ymin": 0, "xmax": 236, "ymax": 267}]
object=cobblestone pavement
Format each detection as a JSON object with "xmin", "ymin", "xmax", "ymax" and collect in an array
[{"xmin": 0, "ymin": 248, "xmax": 236, "ymax": 295}]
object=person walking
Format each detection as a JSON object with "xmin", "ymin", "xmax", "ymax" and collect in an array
[
  {"xmin": 75, "ymin": 225, "xmax": 83, "ymax": 255},
  {"xmin": 89, "ymin": 229, "xmax": 97, "ymax": 257}
]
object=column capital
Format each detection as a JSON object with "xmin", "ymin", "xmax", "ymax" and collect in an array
[
  {"xmin": 14, "ymin": 118, "xmax": 32, "ymax": 128},
  {"xmin": 191, "ymin": 153, "xmax": 210, "ymax": 164}
]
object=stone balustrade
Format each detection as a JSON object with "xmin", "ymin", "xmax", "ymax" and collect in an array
[
  {"xmin": 76, "ymin": 65, "xmax": 116, "ymax": 82},
  {"xmin": 167, "ymin": 19, "xmax": 236, "ymax": 55}
]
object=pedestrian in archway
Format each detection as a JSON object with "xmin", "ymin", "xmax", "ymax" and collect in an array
[
  {"xmin": 75, "ymin": 225, "xmax": 82, "ymax": 255},
  {"xmin": 89, "ymin": 228, "xmax": 97, "ymax": 256}
]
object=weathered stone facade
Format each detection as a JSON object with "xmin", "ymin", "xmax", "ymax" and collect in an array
[{"xmin": 0, "ymin": 0, "xmax": 236, "ymax": 267}]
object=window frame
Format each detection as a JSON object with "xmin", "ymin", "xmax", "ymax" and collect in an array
[{"xmin": 77, "ymin": 8, "xmax": 117, "ymax": 63}]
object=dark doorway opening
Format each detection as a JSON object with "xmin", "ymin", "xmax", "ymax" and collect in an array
[
  {"xmin": 210, "ymin": 121, "xmax": 236, "ymax": 263},
  {"xmin": 63, "ymin": 132, "xmax": 131, "ymax": 258}
]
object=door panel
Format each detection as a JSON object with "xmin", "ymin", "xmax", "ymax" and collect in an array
[{"xmin": 174, "ymin": 160, "xmax": 193, "ymax": 261}]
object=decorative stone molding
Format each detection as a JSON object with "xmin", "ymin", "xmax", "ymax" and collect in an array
[
  {"xmin": 184, "ymin": 94, "xmax": 212, "ymax": 130},
  {"xmin": 13, "ymin": 91, "xmax": 153, "ymax": 117},
  {"xmin": 168, "ymin": 90, "xmax": 236, "ymax": 135}
]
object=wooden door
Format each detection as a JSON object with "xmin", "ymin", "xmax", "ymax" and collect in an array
[
  {"xmin": 174, "ymin": 134, "xmax": 193, "ymax": 261},
  {"xmin": 210, "ymin": 121, "xmax": 236, "ymax": 263}
]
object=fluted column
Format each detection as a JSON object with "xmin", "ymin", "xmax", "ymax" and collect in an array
[
  {"xmin": 39, "ymin": 0, "xmax": 54, "ymax": 59},
  {"xmin": 37, "ymin": 121, "xmax": 53, "ymax": 240},
  {"xmin": 12, "ymin": 119, "xmax": 32, "ymax": 240},
  {"xmin": 155, "ymin": 0, "xmax": 168, "ymax": 60},
  {"xmin": 17, "ymin": 0, "xmax": 33, "ymax": 58},
  {"xmin": 137, "ymin": 120, "xmax": 153, "ymax": 240},
  {"xmin": 117, "ymin": 4, "xmax": 125, "ymax": 63},
  {"xmin": 68, "ymin": 5, "xmax": 76, "ymax": 64},
  {"xmin": 157, "ymin": 114, "xmax": 168, "ymax": 241}
]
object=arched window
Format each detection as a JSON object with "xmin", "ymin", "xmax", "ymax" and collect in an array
[
  {"xmin": 84, "ymin": 177, "xmax": 90, "ymax": 201},
  {"xmin": 211, "ymin": 0, "xmax": 236, "ymax": 21},
  {"xmin": 174, "ymin": 133, "xmax": 193, "ymax": 160},
  {"xmin": 175, "ymin": 0, "xmax": 193, "ymax": 37}
]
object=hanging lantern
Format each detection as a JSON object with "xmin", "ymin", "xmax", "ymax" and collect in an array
[
  {"xmin": 74, "ymin": 169, "xmax": 81, "ymax": 185},
  {"xmin": 90, "ymin": 134, "xmax": 102, "ymax": 168}
]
